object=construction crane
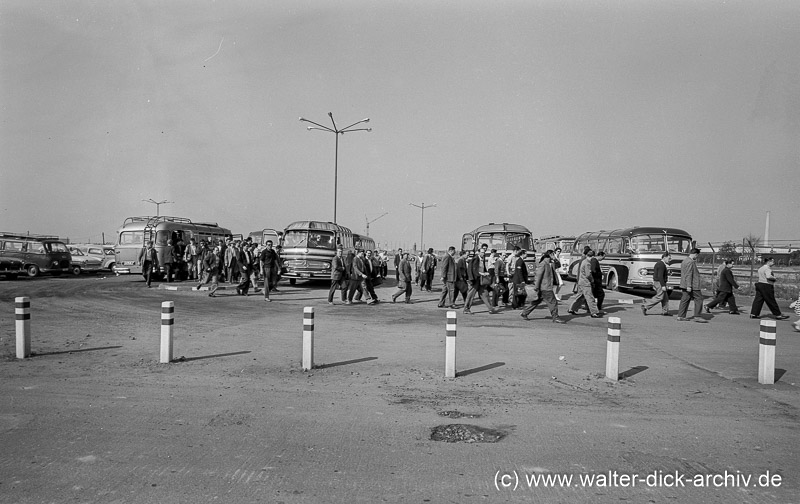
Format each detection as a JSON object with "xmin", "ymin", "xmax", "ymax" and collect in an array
[{"xmin": 365, "ymin": 212, "xmax": 388, "ymax": 236}]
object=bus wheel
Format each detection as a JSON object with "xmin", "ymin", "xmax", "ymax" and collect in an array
[
  {"xmin": 27, "ymin": 265, "xmax": 40, "ymax": 278},
  {"xmin": 289, "ymin": 278, "xmax": 296, "ymax": 286},
  {"xmin": 607, "ymin": 272, "xmax": 619, "ymax": 291}
]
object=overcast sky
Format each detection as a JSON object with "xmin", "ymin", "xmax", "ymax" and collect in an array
[{"xmin": 2, "ymin": 0, "xmax": 799, "ymax": 250}]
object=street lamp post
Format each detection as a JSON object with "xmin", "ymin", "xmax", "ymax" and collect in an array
[
  {"xmin": 409, "ymin": 202, "xmax": 436, "ymax": 252},
  {"xmin": 142, "ymin": 199, "xmax": 173, "ymax": 217},
  {"xmin": 300, "ymin": 112, "xmax": 371, "ymax": 224}
]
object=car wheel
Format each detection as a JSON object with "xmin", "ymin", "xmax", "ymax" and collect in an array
[
  {"xmin": 107, "ymin": 262, "xmax": 115, "ymax": 272},
  {"xmin": 72, "ymin": 266, "xmax": 82, "ymax": 275},
  {"xmin": 289, "ymin": 278, "xmax": 297, "ymax": 286},
  {"xmin": 27, "ymin": 265, "xmax": 40, "ymax": 277}
]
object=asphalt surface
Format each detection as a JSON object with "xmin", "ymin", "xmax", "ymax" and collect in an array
[{"xmin": 0, "ymin": 273, "xmax": 798, "ymax": 503}]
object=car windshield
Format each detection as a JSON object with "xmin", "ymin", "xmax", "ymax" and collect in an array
[
  {"xmin": 71, "ymin": 249, "xmax": 85, "ymax": 256},
  {"xmin": 47, "ymin": 242, "xmax": 69, "ymax": 253},
  {"xmin": 630, "ymin": 234, "xmax": 692, "ymax": 254}
]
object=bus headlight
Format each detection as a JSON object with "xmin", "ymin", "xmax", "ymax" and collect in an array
[{"xmin": 638, "ymin": 268, "xmax": 649, "ymax": 277}]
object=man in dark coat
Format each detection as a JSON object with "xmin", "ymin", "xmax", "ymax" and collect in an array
[
  {"xmin": 391, "ymin": 252, "xmax": 413, "ymax": 303},
  {"xmin": 328, "ymin": 246, "xmax": 347, "ymax": 305},
  {"xmin": 464, "ymin": 247, "xmax": 497, "ymax": 315},
  {"xmin": 642, "ymin": 252, "xmax": 672, "ymax": 316},
  {"xmin": 137, "ymin": 240, "xmax": 159, "ymax": 288},
  {"xmin": 259, "ymin": 240, "xmax": 279, "ymax": 302},
  {"xmin": 437, "ymin": 246, "xmax": 457, "ymax": 308},
  {"xmin": 705, "ymin": 259, "xmax": 740, "ymax": 314},
  {"xmin": 510, "ymin": 248, "xmax": 529, "ymax": 309}
]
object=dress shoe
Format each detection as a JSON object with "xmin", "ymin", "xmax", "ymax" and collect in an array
[
  {"xmin": 749, "ymin": 314, "xmax": 760, "ymax": 319},
  {"xmin": 693, "ymin": 318, "xmax": 708, "ymax": 323},
  {"xmin": 568, "ymin": 310, "xmax": 577, "ymax": 315},
  {"xmin": 661, "ymin": 312, "xmax": 673, "ymax": 316},
  {"xmin": 520, "ymin": 313, "xmax": 530, "ymax": 321},
  {"xmin": 776, "ymin": 315, "xmax": 790, "ymax": 320},
  {"xmin": 641, "ymin": 305, "xmax": 647, "ymax": 316},
  {"xmin": 552, "ymin": 318, "xmax": 566, "ymax": 324},
  {"xmin": 208, "ymin": 293, "xmax": 215, "ymax": 297},
  {"xmin": 449, "ymin": 305, "xmax": 457, "ymax": 309},
  {"xmin": 590, "ymin": 313, "xmax": 602, "ymax": 318},
  {"xmin": 704, "ymin": 305, "xmax": 711, "ymax": 314},
  {"xmin": 463, "ymin": 309, "xmax": 473, "ymax": 315},
  {"xmin": 729, "ymin": 311, "xmax": 740, "ymax": 315},
  {"xmin": 676, "ymin": 317, "xmax": 690, "ymax": 321},
  {"xmin": 328, "ymin": 301, "xmax": 334, "ymax": 305}
]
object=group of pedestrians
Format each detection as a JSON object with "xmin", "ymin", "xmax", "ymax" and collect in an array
[{"xmin": 328, "ymin": 246, "xmax": 384, "ymax": 305}]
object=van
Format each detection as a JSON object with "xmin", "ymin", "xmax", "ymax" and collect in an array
[{"xmin": 0, "ymin": 232, "xmax": 72, "ymax": 277}]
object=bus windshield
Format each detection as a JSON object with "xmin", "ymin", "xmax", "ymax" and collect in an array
[
  {"xmin": 283, "ymin": 230, "xmax": 336, "ymax": 250},
  {"xmin": 477, "ymin": 232, "xmax": 532, "ymax": 251},
  {"xmin": 630, "ymin": 234, "xmax": 691, "ymax": 254}
]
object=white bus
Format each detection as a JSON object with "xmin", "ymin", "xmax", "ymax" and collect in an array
[
  {"xmin": 535, "ymin": 235, "xmax": 576, "ymax": 276},
  {"xmin": 114, "ymin": 216, "xmax": 231, "ymax": 276},
  {"xmin": 280, "ymin": 221, "xmax": 359, "ymax": 285},
  {"xmin": 566, "ymin": 227, "xmax": 694, "ymax": 291},
  {"xmin": 461, "ymin": 223, "xmax": 537, "ymax": 277}
]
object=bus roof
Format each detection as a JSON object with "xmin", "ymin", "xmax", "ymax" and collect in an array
[
  {"xmin": 537, "ymin": 234, "xmax": 575, "ymax": 241},
  {"xmin": 120, "ymin": 216, "xmax": 221, "ymax": 228},
  {"xmin": 284, "ymin": 221, "xmax": 353, "ymax": 234},
  {"xmin": 466, "ymin": 223, "xmax": 532, "ymax": 235},
  {"xmin": 576, "ymin": 227, "xmax": 691, "ymax": 239}
]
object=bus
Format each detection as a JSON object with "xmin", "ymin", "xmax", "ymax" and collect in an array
[
  {"xmin": 353, "ymin": 233, "xmax": 376, "ymax": 252},
  {"xmin": 113, "ymin": 216, "xmax": 231, "ymax": 276},
  {"xmin": 247, "ymin": 228, "xmax": 282, "ymax": 248},
  {"xmin": 280, "ymin": 221, "xmax": 358, "ymax": 285},
  {"xmin": 566, "ymin": 227, "xmax": 694, "ymax": 291},
  {"xmin": 461, "ymin": 223, "xmax": 537, "ymax": 277},
  {"xmin": 534, "ymin": 235, "xmax": 576, "ymax": 277}
]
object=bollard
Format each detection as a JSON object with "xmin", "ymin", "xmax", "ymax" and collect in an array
[
  {"xmin": 445, "ymin": 311, "xmax": 457, "ymax": 378},
  {"xmin": 302, "ymin": 307, "xmax": 314, "ymax": 371},
  {"xmin": 160, "ymin": 301, "xmax": 174, "ymax": 364},
  {"xmin": 758, "ymin": 320, "xmax": 776, "ymax": 384},
  {"xmin": 605, "ymin": 317, "xmax": 621, "ymax": 381},
  {"xmin": 15, "ymin": 297, "xmax": 31, "ymax": 359}
]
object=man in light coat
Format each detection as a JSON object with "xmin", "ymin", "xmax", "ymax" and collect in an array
[
  {"xmin": 568, "ymin": 250, "xmax": 601, "ymax": 318},
  {"xmin": 677, "ymin": 247, "xmax": 705, "ymax": 322},
  {"xmin": 520, "ymin": 251, "xmax": 565, "ymax": 323}
]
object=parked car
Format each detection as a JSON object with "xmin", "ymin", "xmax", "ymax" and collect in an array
[
  {"xmin": 67, "ymin": 248, "xmax": 104, "ymax": 275},
  {"xmin": 0, "ymin": 255, "xmax": 24, "ymax": 279},
  {"xmin": 72, "ymin": 244, "xmax": 116, "ymax": 272}
]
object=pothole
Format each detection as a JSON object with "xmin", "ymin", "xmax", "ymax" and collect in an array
[
  {"xmin": 430, "ymin": 424, "xmax": 506, "ymax": 443},
  {"xmin": 437, "ymin": 410, "xmax": 481, "ymax": 419}
]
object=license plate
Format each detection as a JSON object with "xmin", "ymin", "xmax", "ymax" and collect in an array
[
  {"xmin": 300, "ymin": 273, "xmax": 310, "ymax": 278},
  {"xmin": 122, "ymin": 261, "xmax": 135, "ymax": 265}
]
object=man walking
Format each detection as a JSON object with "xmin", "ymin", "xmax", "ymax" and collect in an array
[
  {"xmin": 520, "ymin": 251, "xmax": 566, "ymax": 323},
  {"xmin": 421, "ymin": 248, "xmax": 437, "ymax": 292},
  {"xmin": 437, "ymin": 246, "xmax": 457, "ymax": 308},
  {"xmin": 328, "ymin": 245, "xmax": 347, "ymax": 305},
  {"xmin": 137, "ymin": 240, "xmax": 159, "ymax": 288},
  {"xmin": 259, "ymin": 240, "xmax": 279, "ymax": 302},
  {"xmin": 464, "ymin": 247, "xmax": 497, "ymax": 315},
  {"xmin": 391, "ymin": 251, "xmax": 413, "ymax": 303},
  {"xmin": 510, "ymin": 248, "xmax": 529, "ymax": 309},
  {"xmin": 705, "ymin": 259, "xmax": 741, "ymax": 314},
  {"xmin": 568, "ymin": 250, "xmax": 601, "ymax": 318},
  {"xmin": 642, "ymin": 252, "xmax": 672, "ymax": 316},
  {"xmin": 677, "ymin": 248, "xmax": 706, "ymax": 322},
  {"xmin": 197, "ymin": 245, "xmax": 220, "ymax": 297},
  {"xmin": 750, "ymin": 256, "xmax": 790, "ymax": 320},
  {"xmin": 394, "ymin": 248, "xmax": 403, "ymax": 281},
  {"xmin": 454, "ymin": 250, "xmax": 470, "ymax": 306}
]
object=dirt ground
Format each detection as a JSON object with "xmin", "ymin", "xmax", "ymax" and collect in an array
[{"xmin": 1, "ymin": 274, "xmax": 798, "ymax": 503}]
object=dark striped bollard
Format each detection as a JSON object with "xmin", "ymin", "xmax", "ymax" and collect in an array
[
  {"xmin": 606, "ymin": 317, "xmax": 621, "ymax": 381},
  {"xmin": 16, "ymin": 297, "xmax": 31, "ymax": 359},
  {"xmin": 758, "ymin": 320, "xmax": 776, "ymax": 384},
  {"xmin": 160, "ymin": 301, "xmax": 174, "ymax": 363},
  {"xmin": 302, "ymin": 307, "xmax": 314, "ymax": 371}
]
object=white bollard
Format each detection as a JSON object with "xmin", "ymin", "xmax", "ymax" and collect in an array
[
  {"xmin": 445, "ymin": 311, "xmax": 457, "ymax": 378},
  {"xmin": 758, "ymin": 320, "xmax": 776, "ymax": 385},
  {"xmin": 160, "ymin": 301, "xmax": 174, "ymax": 364},
  {"xmin": 15, "ymin": 297, "xmax": 31, "ymax": 359},
  {"xmin": 302, "ymin": 307, "xmax": 314, "ymax": 371},
  {"xmin": 606, "ymin": 317, "xmax": 621, "ymax": 381}
]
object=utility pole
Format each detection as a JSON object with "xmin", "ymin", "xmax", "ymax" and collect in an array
[{"xmin": 409, "ymin": 202, "xmax": 436, "ymax": 252}]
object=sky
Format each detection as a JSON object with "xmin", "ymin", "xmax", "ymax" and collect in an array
[{"xmin": 1, "ymin": 0, "xmax": 799, "ymax": 250}]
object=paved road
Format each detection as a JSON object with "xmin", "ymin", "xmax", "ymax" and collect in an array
[{"xmin": 0, "ymin": 274, "xmax": 798, "ymax": 503}]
